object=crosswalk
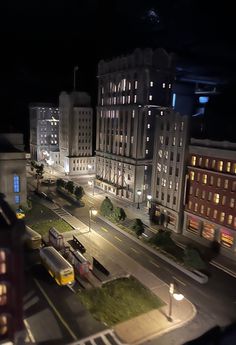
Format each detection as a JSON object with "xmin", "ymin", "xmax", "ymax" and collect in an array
[{"xmin": 71, "ymin": 329, "xmax": 126, "ymax": 345}]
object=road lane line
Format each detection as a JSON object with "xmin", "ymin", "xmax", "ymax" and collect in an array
[
  {"xmin": 114, "ymin": 236, "xmax": 122, "ymax": 242},
  {"xmin": 24, "ymin": 319, "xmax": 36, "ymax": 343},
  {"xmin": 150, "ymin": 260, "xmax": 160, "ymax": 268},
  {"xmin": 101, "ymin": 227, "xmax": 108, "ymax": 232},
  {"xmin": 130, "ymin": 247, "xmax": 138, "ymax": 253},
  {"xmin": 34, "ymin": 279, "xmax": 77, "ymax": 341},
  {"xmin": 172, "ymin": 276, "xmax": 186, "ymax": 286}
]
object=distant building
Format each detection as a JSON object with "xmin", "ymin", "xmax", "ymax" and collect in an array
[
  {"xmin": 150, "ymin": 110, "xmax": 190, "ymax": 232},
  {"xmin": 59, "ymin": 91, "xmax": 95, "ymax": 175},
  {"xmin": 96, "ymin": 48, "xmax": 175, "ymax": 203},
  {"xmin": 0, "ymin": 194, "xmax": 25, "ymax": 343},
  {"xmin": 29, "ymin": 103, "xmax": 59, "ymax": 163},
  {"xmin": 0, "ymin": 134, "xmax": 27, "ymax": 209},
  {"xmin": 184, "ymin": 139, "xmax": 236, "ymax": 260}
]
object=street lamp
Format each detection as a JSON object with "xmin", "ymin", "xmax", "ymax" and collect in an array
[
  {"xmin": 147, "ymin": 194, "xmax": 152, "ymax": 212},
  {"xmin": 167, "ymin": 283, "xmax": 184, "ymax": 322},
  {"xmin": 88, "ymin": 179, "xmax": 94, "ymax": 196},
  {"xmin": 137, "ymin": 189, "xmax": 142, "ymax": 209},
  {"xmin": 88, "ymin": 206, "xmax": 97, "ymax": 233}
]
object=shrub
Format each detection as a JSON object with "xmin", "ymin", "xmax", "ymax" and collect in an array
[
  {"xmin": 100, "ymin": 197, "xmax": 114, "ymax": 217},
  {"xmin": 112, "ymin": 207, "xmax": 127, "ymax": 222},
  {"xmin": 74, "ymin": 186, "xmax": 85, "ymax": 200},
  {"xmin": 65, "ymin": 180, "xmax": 75, "ymax": 194},
  {"xmin": 132, "ymin": 218, "xmax": 145, "ymax": 237},
  {"xmin": 183, "ymin": 246, "xmax": 206, "ymax": 271}
]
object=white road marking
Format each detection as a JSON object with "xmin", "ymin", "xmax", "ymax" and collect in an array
[
  {"xmin": 114, "ymin": 236, "xmax": 122, "ymax": 242},
  {"xmin": 172, "ymin": 276, "xmax": 186, "ymax": 286},
  {"xmin": 150, "ymin": 260, "xmax": 160, "ymax": 268},
  {"xmin": 130, "ymin": 247, "xmax": 138, "ymax": 253}
]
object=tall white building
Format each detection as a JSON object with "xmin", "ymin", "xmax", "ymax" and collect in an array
[
  {"xmin": 29, "ymin": 104, "xmax": 59, "ymax": 163},
  {"xmin": 0, "ymin": 133, "xmax": 27, "ymax": 209},
  {"xmin": 59, "ymin": 91, "xmax": 95, "ymax": 175},
  {"xmin": 96, "ymin": 48, "xmax": 174, "ymax": 203}
]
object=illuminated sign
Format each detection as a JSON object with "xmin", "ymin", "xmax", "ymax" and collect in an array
[{"xmin": 220, "ymin": 229, "xmax": 233, "ymax": 248}]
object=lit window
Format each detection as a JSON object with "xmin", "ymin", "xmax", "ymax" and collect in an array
[
  {"xmin": 200, "ymin": 205, "xmax": 205, "ymax": 214},
  {"xmin": 128, "ymin": 82, "xmax": 131, "ymax": 90},
  {"xmin": 134, "ymin": 95, "xmax": 137, "ymax": 103},
  {"xmin": 207, "ymin": 207, "xmax": 211, "ymax": 217},
  {"xmin": 15, "ymin": 195, "xmax": 20, "ymax": 204},
  {"xmin": 217, "ymin": 178, "xmax": 221, "ymax": 187},
  {"xmin": 122, "ymin": 96, "xmax": 125, "ymax": 104},
  {"xmin": 162, "ymin": 83, "xmax": 166, "ymax": 88},
  {"xmin": 174, "ymin": 122, "xmax": 177, "ymax": 130},
  {"xmin": 224, "ymin": 180, "xmax": 229, "ymax": 189},
  {"xmin": 131, "ymin": 136, "xmax": 134, "ymax": 144},
  {"xmin": 213, "ymin": 193, "xmax": 220, "ymax": 204},
  {"xmin": 230, "ymin": 198, "xmax": 235, "ymax": 208},
  {"xmin": 0, "ymin": 283, "xmax": 7, "ymax": 306},
  {"xmin": 226, "ymin": 162, "xmax": 231, "ymax": 172},
  {"xmin": 146, "ymin": 137, "xmax": 150, "ymax": 142},
  {"xmin": 172, "ymin": 137, "xmax": 176, "ymax": 146},
  {"xmin": 148, "ymin": 110, "xmax": 151, "ymax": 116},
  {"xmin": 0, "ymin": 314, "xmax": 8, "ymax": 335},
  {"xmin": 179, "ymin": 138, "xmax": 183, "ymax": 147},
  {"xmin": 195, "ymin": 188, "xmax": 199, "ymax": 197},
  {"xmin": 163, "ymin": 165, "xmax": 167, "ymax": 173},
  {"xmin": 212, "ymin": 159, "xmax": 216, "ymax": 168},
  {"xmin": 55, "ymin": 140, "xmax": 57, "ymax": 144},
  {"xmin": 213, "ymin": 210, "xmax": 218, "ymax": 219},
  {"xmin": 228, "ymin": 215, "xmax": 233, "ymax": 225},
  {"xmin": 161, "ymin": 178, "xmax": 166, "ymax": 187},
  {"xmin": 146, "ymin": 149, "xmax": 149, "ymax": 155},
  {"xmin": 13, "ymin": 175, "xmax": 20, "ymax": 193},
  {"xmin": 164, "ymin": 151, "xmax": 168, "ymax": 159},
  {"xmin": 134, "ymin": 81, "xmax": 138, "ymax": 89},
  {"xmin": 169, "ymin": 181, "xmax": 172, "ymax": 189},
  {"xmin": 175, "ymin": 182, "xmax": 178, "ymax": 191},
  {"xmin": 205, "ymin": 158, "xmax": 209, "ymax": 168},
  {"xmin": 220, "ymin": 212, "xmax": 225, "ymax": 222},
  {"xmin": 101, "ymin": 98, "xmax": 104, "ymax": 106},
  {"xmin": 218, "ymin": 160, "xmax": 223, "ymax": 171},
  {"xmin": 194, "ymin": 203, "xmax": 198, "ymax": 212},
  {"xmin": 168, "ymin": 83, "xmax": 172, "ymax": 89},
  {"xmin": 199, "ymin": 157, "xmax": 202, "ymax": 166},
  {"xmin": 144, "ymin": 166, "xmax": 147, "ymax": 170},
  {"xmin": 132, "ymin": 110, "xmax": 135, "ymax": 118},
  {"xmin": 160, "ymin": 110, "xmax": 164, "ymax": 116},
  {"xmin": 233, "ymin": 163, "xmax": 236, "ymax": 174},
  {"xmin": 149, "ymin": 95, "xmax": 153, "ymax": 101},
  {"xmin": 150, "ymin": 81, "xmax": 153, "ymax": 87},
  {"xmin": 222, "ymin": 195, "xmax": 226, "ymax": 205},
  {"xmin": 191, "ymin": 156, "xmax": 196, "ymax": 166},
  {"xmin": 160, "ymin": 136, "xmax": 164, "ymax": 144},
  {"xmin": 114, "ymin": 97, "xmax": 116, "ymax": 104},
  {"xmin": 180, "ymin": 122, "xmax": 184, "ymax": 131},
  {"xmin": 147, "ymin": 124, "xmax": 150, "ymax": 129},
  {"xmin": 202, "ymin": 174, "xmax": 207, "ymax": 184},
  {"xmin": 101, "ymin": 87, "xmax": 104, "ymax": 94},
  {"xmin": 190, "ymin": 171, "xmax": 195, "ymax": 181},
  {"xmin": 157, "ymin": 163, "xmax": 161, "ymax": 172},
  {"xmin": 188, "ymin": 201, "xmax": 192, "ymax": 209},
  {"xmin": 0, "ymin": 250, "xmax": 6, "ymax": 274},
  {"xmin": 128, "ymin": 95, "xmax": 131, "ymax": 104},
  {"xmin": 202, "ymin": 190, "xmax": 206, "ymax": 199}
]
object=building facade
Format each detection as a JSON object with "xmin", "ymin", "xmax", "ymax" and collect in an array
[
  {"xmin": 0, "ymin": 134, "xmax": 27, "ymax": 209},
  {"xmin": 96, "ymin": 48, "xmax": 174, "ymax": 203},
  {"xmin": 183, "ymin": 139, "xmax": 236, "ymax": 259},
  {"xmin": 59, "ymin": 91, "xmax": 95, "ymax": 175},
  {"xmin": 150, "ymin": 110, "xmax": 190, "ymax": 232},
  {"xmin": 29, "ymin": 103, "xmax": 59, "ymax": 162}
]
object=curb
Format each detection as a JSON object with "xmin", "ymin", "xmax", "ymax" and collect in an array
[{"xmin": 210, "ymin": 260, "xmax": 236, "ymax": 279}]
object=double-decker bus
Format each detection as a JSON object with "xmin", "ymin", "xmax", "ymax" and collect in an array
[
  {"xmin": 25, "ymin": 226, "xmax": 42, "ymax": 250},
  {"xmin": 40, "ymin": 246, "xmax": 74, "ymax": 286}
]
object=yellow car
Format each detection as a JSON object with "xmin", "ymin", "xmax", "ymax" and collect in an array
[{"xmin": 16, "ymin": 209, "xmax": 25, "ymax": 219}]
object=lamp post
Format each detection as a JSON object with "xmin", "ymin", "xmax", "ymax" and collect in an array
[
  {"xmin": 167, "ymin": 283, "xmax": 184, "ymax": 322},
  {"xmin": 88, "ymin": 206, "xmax": 98, "ymax": 233},
  {"xmin": 137, "ymin": 190, "xmax": 142, "ymax": 209},
  {"xmin": 88, "ymin": 180, "xmax": 94, "ymax": 196},
  {"xmin": 147, "ymin": 194, "xmax": 152, "ymax": 213}
]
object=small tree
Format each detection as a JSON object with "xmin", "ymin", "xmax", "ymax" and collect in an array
[
  {"xmin": 31, "ymin": 160, "xmax": 44, "ymax": 191},
  {"xmin": 112, "ymin": 207, "xmax": 127, "ymax": 222},
  {"xmin": 66, "ymin": 181, "xmax": 75, "ymax": 194},
  {"xmin": 74, "ymin": 186, "xmax": 85, "ymax": 201},
  {"xmin": 100, "ymin": 196, "xmax": 113, "ymax": 217},
  {"xmin": 56, "ymin": 178, "xmax": 64, "ymax": 188},
  {"xmin": 132, "ymin": 218, "xmax": 145, "ymax": 237}
]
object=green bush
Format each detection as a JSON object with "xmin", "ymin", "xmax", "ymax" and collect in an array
[
  {"xmin": 100, "ymin": 197, "xmax": 114, "ymax": 217},
  {"xmin": 65, "ymin": 180, "xmax": 75, "ymax": 194},
  {"xmin": 131, "ymin": 218, "xmax": 145, "ymax": 237},
  {"xmin": 74, "ymin": 186, "xmax": 85, "ymax": 200},
  {"xmin": 183, "ymin": 246, "xmax": 206, "ymax": 271},
  {"xmin": 112, "ymin": 207, "xmax": 127, "ymax": 222},
  {"xmin": 149, "ymin": 230, "xmax": 173, "ymax": 247}
]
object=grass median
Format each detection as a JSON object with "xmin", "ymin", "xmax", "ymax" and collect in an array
[{"xmin": 78, "ymin": 276, "xmax": 164, "ymax": 326}]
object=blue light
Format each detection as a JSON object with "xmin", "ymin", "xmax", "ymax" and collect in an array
[
  {"xmin": 199, "ymin": 96, "xmax": 209, "ymax": 104},
  {"xmin": 13, "ymin": 175, "xmax": 20, "ymax": 193},
  {"xmin": 172, "ymin": 93, "xmax": 176, "ymax": 108},
  {"xmin": 15, "ymin": 195, "xmax": 20, "ymax": 204}
]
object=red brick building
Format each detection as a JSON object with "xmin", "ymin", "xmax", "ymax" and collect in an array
[{"xmin": 183, "ymin": 139, "xmax": 236, "ymax": 259}]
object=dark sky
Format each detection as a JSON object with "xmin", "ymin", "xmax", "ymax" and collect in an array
[{"xmin": 1, "ymin": 0, "xmax": 236, "ymax": 142}]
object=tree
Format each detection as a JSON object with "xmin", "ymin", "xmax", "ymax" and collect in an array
[
  {"xmin": 132, "ymin": 218, "xmax": 145, "ymax": 237},
  {"xmin": 66, "ymin": 181, "xmax": 74, "ymax": 194},
  {"xmin": 100, "ymin": 196, "xmax": 113, "ymax": 217},
  {"xmin": 112, "ymin": 207, "xmax": 126, "ymax": 222},
  {"xmin": 31, "ymin": 161, "xmax": 44, "ymax": 191},
  {"xmin": 74, "ymin": 186, "xmax": 85, "ymax": 201},
  {"xmin": 56, "ymin": 178, "xmax": 65, "ymax": 188}
]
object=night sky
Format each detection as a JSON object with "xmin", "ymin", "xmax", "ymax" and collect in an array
[{"xmin": 1, "ymin": 1, "xmax": 236, "ymax": 145}]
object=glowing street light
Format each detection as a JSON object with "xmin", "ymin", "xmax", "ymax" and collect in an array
[
  {"xmin": 88, "ymin": 206, "xmax": 97, "ymax": 233},
  {"xmin": 167, "ymin": 283, "xmax": 184, "ymax": 322},
  {"xmin": 137, "ymin": 189, "xmax": 142, "ymax": 209},
  {"xmin": 88, "ymin": 179, "xmax": 94, "ymax": 196},
  {"xmin": 147, "ymin": 194, "xmax": 152, "ymax": 211}
]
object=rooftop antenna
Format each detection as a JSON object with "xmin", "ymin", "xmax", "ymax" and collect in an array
[{"xmin": 73, "ymin": 66, "xmax": 78, "ymax": 90}]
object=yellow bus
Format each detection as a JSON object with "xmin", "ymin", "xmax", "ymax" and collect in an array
[
  {"xmin": 40, "ymin": 246, "xmax": 74, "ymax": 286},
  {"xmin": 25, "ymin": 226, "xmax": 42, "ymax": 250}
]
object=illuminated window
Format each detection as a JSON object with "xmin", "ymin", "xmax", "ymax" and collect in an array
[
  {"xmin": 224, "ymin": 179, "xmax": 229, "ymax": 189},
  {"xmin": 233, "ymin": 181, "xmax": 236, "ymax": 191},
  {"xmin": 0, "ymin": 315, "xmax": 8, "ymax": 336},
  {"xmin": 148, "ymin": 110, "xmax": 151, "ymax": 116},
  {"xmin": 220, "ymin": 212, "xmax": 225, "ymax": 222},
  {"xmin": 201, "ymin": 190, "xmax": 206, "ymax": 199},
  {"xmin": 0, "ymin": 284, "xmax": 7, "ymax": 306},
  {"xmin": 175, "ymin": 182, "xmax": 178, "ymax": 191},
  {"xmin": 190, "ymin": 171, "xmax": 195, "ymax": 181},
  {"xmin": 160, "ymin": 110, "xmax": 164, "ymax": 116},
  {"xmin": 180, "ymin": 122, "xmax": 184, "ymax": 131},
  {"xmin": 131, "ymin": 136, "xmax": 134, "ymax": 144},
  {"xmin": 191, "ymin": 156, "xmax": 196, "ymax": 166},
  {"xmin": 194, "ymin": 203, "xmax": 198, "ymax": 212},
  {"xmin": 199, "ymin": 157, "xmax": 202, "ymax": 166},
  {"xmin": 163, "ymin": 165, "xmax": 167, "ymax": 173},
  {"xmin": 168, "ymin": 83, "xmax": 172, "ymax": 88},
  {"xmin": 188, "ymin": 201, "xmax": 192, "ymax": 209},
  {"xmin": 15, "ymin": 195, "xmax": 20, "ymax": 204},
  {"xmin": 132, "ymin": 110, "xmax": 135, "ymax": 118},
  {"xmin": 13, "ymin": 175, "xmax": 20, "ymax": 193},
  {"xmin": 218, "ymin": 160, "xmax": 223, "ymax": 171},
  {"xmin": 169, "ymin": 181, "xmax": 173, "ymax": 189},
  {"xmin": 0, "ymin": 250, "xmax": 6, "ymax": 274},
  {"xmin": 234, "ymin": 218, "xmax": 236, "ymax": 228},
  {"xmin": 230, "ymin": 198, "xmax": 235, "ymax": 208},
  {"xmin": 179, "ymin": 138, "xmax": 183, "ymax": 147},
  {"xmin": 158, "ymin": 149, "xmax": 163, "ymax": 157},
  {"xmin": 200, "ymin": 205, "xmax": 205, "ymax": 214},
  {"xmin": 162, "ymin": 83, "xmax": 166, "ymax": 88},
  {"xmin": 150, "ymin": 81, "xmax": 153, "ymax": 87},
  {"xmin": 101, "ymin": 87, "xmax": 104, "ymax": 94},
  {"xmin": 195, "ymin": 188, "xmax": 199, "ymax": 197},
  {"xmin": 147, "ymin": 124, "xmax": 150, "ymax": 129},
  {"xmin": 233, "ymin": 163, "xmax": 236, "ymax": 174},
  {"xmin": 205, "ymin": 158, "xmax": 209, "ymax": 168},
  {"xmin": 146, "ymin": 136, "xmax": 149, "ymax": 142},
  {"xmin": 226, "ymin": 162, "xmax": 231, "ymax": 172},
  {"xmin": 157, "ymin": 163, "xmax": 161, "ymax": 172},
  {"xmin": 134, "ymin": 81, "xmax": 138, "ymax": 89},
  {"xmin": 197, "ymin": 173, "xmax": 200, "ymax": 182},
  {"xmin": 161, "ymin": 178, "xmax": 166, "ymax": 187},
  {"xmin": 228, "ymin": 215, "xmax": 233, "ymax": 225},
  {"xmin": 207, "ymin": 207, "xmax": 211, "ymax": 217},
  {"xmin": 101, "ymin": 98, "xmax": 104, "ymax": 105},
  {"xmin": 213, "ymin": 210, "xmax": 218, "ymax": 219},
  {"xmin": 212, "ymin": 159, "xmax": 216, "ymax": 168},
  {"xmin": 149, "ymin": 95, "xmax": 153, "ymax": 101},
  {"xmin": 146, "ymin": 149, "xmax": 149, "ymax": 155},
  {"xmin": 202, "ymin": 174, "xmax": 207, "ymax": 184},
  {"xmin": 122, "ymin": 96, "xmax": 125, "ymax": 104},
  {"xmin": 217, "ymin": 178, "xmax": 221, "ymax": 187},
  {"xmin": 222, "ymin": 195, "xmax": 226, "ymax": 205},
  {"xmin": 172, "ymin": 137, "xmax": 176, "ymax": 146},
  {"xmin": 128, "ymin": 95, "xmax": 131, "ymax": 104},
  {"xmin": 128, "ymin": 82, "xmax": 131, "ymax": 90},
  {"xmin": 134, "ymin": 95, "xmax": 137, "ymax": 103},
  {"xmin": 174, "ymin": 123, "xmax": 177, "ymax": 130},
  {"xmin": 213, "ymin": 193, "xmax": 220, "ymax": 204}
]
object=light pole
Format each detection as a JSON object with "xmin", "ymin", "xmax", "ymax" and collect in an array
[
  {"xmin": 88, "ymin": 180, "xmax": 94, "ymax": 196},
  {"xmin": 147, "ymin": 194, "xmax": 152, "ymax": 213},
  {"xmin": 167, "ymin": 283, "xmax": 184, "ymax": 322},
  {"xmin": 88, "ymin": 206, "xmax": 98, "ymax": 233},
  {"xmin": 137, "ymin": 190, "xmax": 142, "ymax": 209}
]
